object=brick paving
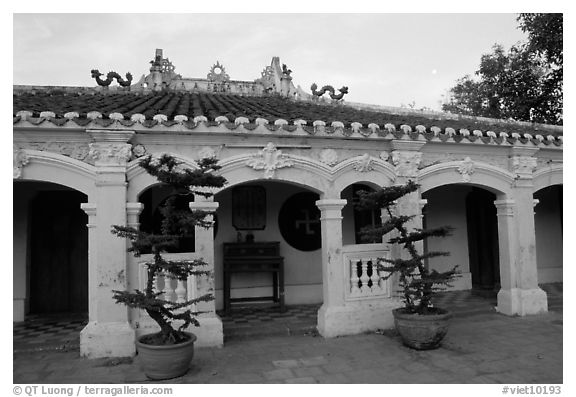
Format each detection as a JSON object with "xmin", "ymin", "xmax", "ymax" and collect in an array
[{"xmin": 13, "ymin": 285, "xmax": 563, "ymax": 384}]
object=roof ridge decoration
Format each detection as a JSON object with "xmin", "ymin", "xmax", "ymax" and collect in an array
[
  {"xmin": 311, "ymin": 83, "xmax": 349, "ymax": 101},
  {"xmin": 90, "ymin": 70, "xmax": 133, "ymax": 87},
  {"xmin": 207, "ymin": 61, "xmax": 230, "ymax": 83}
]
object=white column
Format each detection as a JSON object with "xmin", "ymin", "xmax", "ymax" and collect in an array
[
  {"xmin": 188, "ymin": 196, "xmax": 223, "ymax": 347},
  {"xmin": 80, "ymin": 130, "xmax": 136, "ymax": 358},
  {"xmin": 495, "ymin": 147, "xmax": 547, "ymax": 316},
  {"xmin": 495, "ymin": 195, "xmax": 548, "ymax": 316},
  {"xmin": 316, "ymin": 199, "xmax": 347, "ymax": 337}
]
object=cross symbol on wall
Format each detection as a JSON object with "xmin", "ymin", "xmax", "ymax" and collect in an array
[{"xmin": 294, "ymin": 210, "xmax": 320, "ymax": 235}]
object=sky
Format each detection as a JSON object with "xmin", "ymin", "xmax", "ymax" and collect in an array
[{"xmin": 13, "ymin": 13, "xmax": 530, "ymax": 111}]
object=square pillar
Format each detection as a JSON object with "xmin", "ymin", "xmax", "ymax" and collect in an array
[
  {"xmin": 189, "ymin": 197, "xmax": 223, "ymax": 347},
  {"xmin": 316, "ymin": 199, "xmax": 400, "ymax": 337},
  {"xmin": 494, "ymin": 196, "xmax": 548, "ymax": 316},
  {"xmin": 494, "ymin": 147, "xmax": 547, "ymax": 316},
  {"xmin": 80, "ymin": 130, "xmax": 136, "ymax": 358}
]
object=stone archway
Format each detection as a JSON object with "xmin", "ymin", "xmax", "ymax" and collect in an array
[
  {"xmin": 213, "ymin": 179, "xmax": 324, "ymax": 311},
  {"xmin": 422, "ymin": 184, "xmax": 501, "ymax": 293},
  {"xmin": 13, "ymin": 180, "xmax": 88, "ymax": 321},
  {"xmin": 534, "ymin": 184, "xmax": 563, "ymax": 284},
  {"xmin": 419, "ymin": 161, "xmax": 548, "ymax": 316}
]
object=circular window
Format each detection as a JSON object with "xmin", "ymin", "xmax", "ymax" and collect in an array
[{"xmin": 278, "ymin": 192, "xmax": 321, "ymax": 251}]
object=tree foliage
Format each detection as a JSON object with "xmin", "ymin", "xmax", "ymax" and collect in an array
[
  {"xmin": 442, "ymin": 13, "xmax": 562, "ymax": 125},
  {"xmin": 357, "ymin": 181, "xmax": 460, "ymax": 314},
  {"xmin": 112, "ymin": 154, "xmax": 227, "ymax": 345}
]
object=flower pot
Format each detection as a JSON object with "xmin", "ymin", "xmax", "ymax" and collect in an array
[
  {"xmin": 392, "ymin": 308, "xmax": 452, "ymax": 350},
  {"xmin": 136, "ymin": 332, "xmax": 197, "ymax": 380}
]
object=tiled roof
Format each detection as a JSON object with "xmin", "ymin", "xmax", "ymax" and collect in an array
[{"xmin": 13, "ymin": 88, "xmax": 562, "ymax": 145}]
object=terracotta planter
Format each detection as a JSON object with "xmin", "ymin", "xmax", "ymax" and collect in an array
[
  {"xmin": 392, "ymin": 308, "xmax": 452, "ymax": 350},
  {"xmin": 136, "ymin": 332, "xmax": 197, "ymax": 380}
]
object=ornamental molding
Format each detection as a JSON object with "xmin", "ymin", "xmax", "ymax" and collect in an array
[
  {"xmin": 21, "ymin": 142, "xmax": 91, "ymax": 162},
  {"xmin": 353, "ymin": 153, "xmax": 375, "ymax": 173},
  {"xmin": 245, "ymin": 142, "xmax": 294, "ymax": 179},
  {"xmin": 132, "ymin": 144, "xmax": 147, "ymax": 158},
  {"xmin": 391, "ymin": 150, "xmax": 422, "ymax": 177},
  {"xmin": 390, "ymin": 140, "xmax": 426, "ymax": 152},
  {"xmin": 88, "ymin": 142, "xmax": 132, "ymax": 165},
  {"xmin": 510, "ymin": 155, "xmax": 538, "ymax": 176},
  {"xmin": 13, "ymin": 145, "xmax": 29, "ymax": 179},
  {"xmin": 319, "ymin": 149, "xmax": 338, "ymax": 166},
  {"xmin": 457, "ymin": 157, "xmax": 476, "ymax": 182},
  {"xmin": 198, "ymin": 146, "xmax": 217, "ymax": 160},
  {"xmin": 494, "ymin": 199, "xmax": 515, "ymax": 217}
]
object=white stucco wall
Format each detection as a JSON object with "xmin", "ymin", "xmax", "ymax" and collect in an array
[
  {"xmin": 422, "ymin": 186, "xmax": 472, "ymax": 290},
  {"xmin": 534, "ymin": 186, "xmax": 563, "ymax": 283},
  {"xmin": 213, "ymin": 181, "xmax": 323, "ymax": 308}
]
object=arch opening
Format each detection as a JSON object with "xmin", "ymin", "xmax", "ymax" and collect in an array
[
  {"xmin": 422, "ymin": 184, "xmax": 500, "ymax": 293},
  {"xmin": 137, "ymin": 184, "xmax": 198, "ymax": 253},
  {"xmin": 213, "ymin": 180, "xmax": 323, "ymax": 315},
  {"xmin": 340, "ymin": 183, "xmax": 382, "ymax": 245},
  {"xmin": 534, "ymin": 184, "xmax": 563, "ymax": 285},
  {"xmin": 14, "ymin": 180, "xmax": 89, "ymax": 322}
]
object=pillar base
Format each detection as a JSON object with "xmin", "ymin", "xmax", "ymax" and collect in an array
[
  {"xmin": 80, "ymin": 321, "xmax": 136, "ymax": 358},
  {"xmin": 135, "ymin": 315, "xmax": 223, "ymax": 348},
  {"xmin": 13, "ymin": 299, "xmax": 25, "ymax": 322},
  {"xmin": 317, "ymin": 299, "xmax": 402, "ymax": 338},
  {"xmin": 496, "ymin": 287, "xmax": 548, "ymax": 316}
]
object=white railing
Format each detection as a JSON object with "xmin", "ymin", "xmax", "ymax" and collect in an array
[
  {"xmin": 137, "ymin": 252, "xmax": 201, "ymax": 312},
  {"xmin": 342, "ymin": 244, "xmax": 391, "ymax": 301}
]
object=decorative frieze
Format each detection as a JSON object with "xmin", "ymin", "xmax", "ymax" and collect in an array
[
  {"xmin": 245, "ymin": 142, "xmax": 293, "ymax": 179},
  {"xmin": 198, "ymin": 146, "xmax": 217, "ymax": 160},
  {"xmin": 354, "ymin": 153, "xmax": 374, "ymax": 173},
  {"xmin": 88, "ymin": 143, "xmax": 132, "ymax": 165},
  {"xmin": 319, "ymin": 149, "xmax": 338, "ymax": 166},
  {"xmin": 13, "ymin": 144, "xmax": 29, "ymax": 179},
  {"xmin": 132, "ymin": 144, "xmax": 147, "ymax": 158},
  {"xmin": 457, "ymin": 157, "xmax": 476, "ymax": 182},
  {"xmin": 391, "ymin": 151, "xmax": 422, "ymax": 178},
  {"xmin": 510, "ymin": 156, "xmax": 538, "ymax": 176}
]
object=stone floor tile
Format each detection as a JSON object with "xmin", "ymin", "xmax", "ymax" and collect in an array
[
  {"xmin": 299, "ymin": 355, "xmax": 328, "ymax": 366},
  {"xmin": 272, "ymin": 359, "xmax": 300, "ymax": 368},
  {"xmin": 228, "ymin": 372, "xmax": 266, "ymax": 383},
  {"xmin": 293, "ymin": 366, "xmax": 325, "ymax": 378},
  {"xmin": 315, "ymin": 373, "xmax": 352, "ymax": 384},
  {"xmin": 262, "ymin": 368, "xmax": 295, "ymax": 381},
  {"xmin": 285, "ymin": 377, "xmax": 318, "ymax": 384}
]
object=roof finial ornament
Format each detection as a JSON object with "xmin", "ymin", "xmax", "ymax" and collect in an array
[
  {"xmin": 90, "ymin": 69, "xmax": 133, "ymax": 87},
  {"xmin": 310, "ymin": 83, "xmax": 349, "ymax": 100},
  {"xmin": 282, "ymin": 64, "xmax": 292, "ymax": 77},
  {"xmin": 207, "ymin": 61, "xmax": 230, "ymax": 82}
]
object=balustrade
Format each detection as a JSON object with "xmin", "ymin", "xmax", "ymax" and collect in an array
[
  {"xmin": 343, "ymin": 244, "xmax": 391, "ymax": 300},
  {"xmin": 137, "ymin": 253, "xmax": 202, "ymax": 315}
]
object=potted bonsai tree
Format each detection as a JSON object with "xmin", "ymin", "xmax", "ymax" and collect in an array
[
  {"xmin": 357, "ymin": 180, "xmax": 460, "ymax": 350},
  {"xmin": 112, "ymin": 153, "xmax": 226, "ymax": 380}
]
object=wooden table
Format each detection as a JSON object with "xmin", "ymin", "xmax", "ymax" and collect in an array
[{"xmin": 223, "ymin": 242, "xmax": 285, "ymax": 313}]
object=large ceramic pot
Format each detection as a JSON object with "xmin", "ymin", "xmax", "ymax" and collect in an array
[
  {"xmin": 136, "ymin": 332, "xmax": 197, "ymax": 380},
  {"xmin": 392, "ymin": 308, "xmax": 452, "ymax": 350}
]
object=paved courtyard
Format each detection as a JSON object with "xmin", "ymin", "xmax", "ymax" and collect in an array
[{"xmin": 13, "ymin": 286, "xmax": 563, "ymax": 384}]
